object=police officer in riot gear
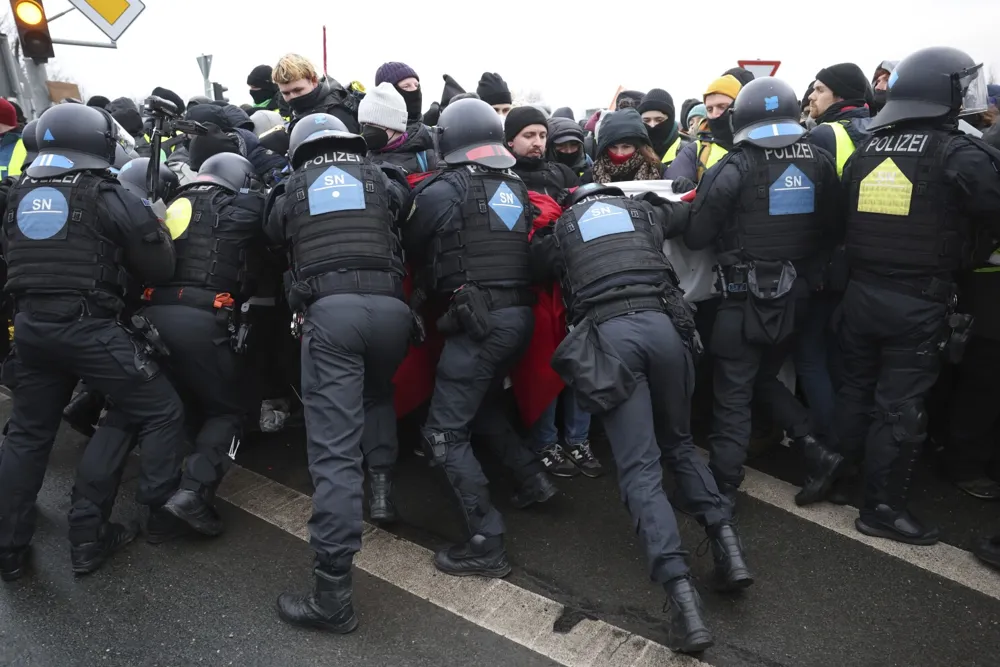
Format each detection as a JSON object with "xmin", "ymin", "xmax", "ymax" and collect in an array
[
  {"xmin": 266, "ymin": 114, "xmax": 414, "ymax": 633},
  {"xmin": 140, "ymin": 152, "xmax": 267, "ymax": 540},
  {"xmin": 683, "ymin": 77, "xmax": 844, "ymax": 508},
  {"xmin": 0, "ymin": 103, "xmax": 184, "ymax": 580},
  {"xmin": 530, "ymin": 182, "xmax": 749, "ymax": 655},
  {"xmin": 829, "ymin": 47, "xmax": 1000, "ymax": 544},
  {"xmin": 403, "ymin": 98, "xmax": 554, "ymax": 579}
]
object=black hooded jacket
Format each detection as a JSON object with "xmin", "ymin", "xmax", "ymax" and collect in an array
[
  {"xmin": 511, "ymin": 156, "xmax": 579, "ymax": 201},
  {"xmin": 369, "ymin": 123, "xmax": 441, "ymax": 175},
  {"xmin": 287, "ymin": 79, "xmax": 360, "ymax": 133},
  {"xmin": 546, "ymin": 116, "xmax": 589, "ymax": 174}
]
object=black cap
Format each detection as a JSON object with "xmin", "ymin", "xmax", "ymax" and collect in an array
[
  {"xmin": 86, "ymin": 95, "xmax": 110, "ymax": 109},
  {"xmin": 476, "ymin": 72, "xmax": 512, "ymax": 106},
  {"xmin": 247, "ymin": 65, "xmax": 273, "ymax": 87},
  {"xmin": 815, "ymin": 63, "xmax": 869, "ymax": 102},
  {"xmin": 637, "ymin": 89, "xmax": 675, "ymax": 117},
  {"xmin": 504, "ymin": 106, "xmax": 548, "ymax": 143}
]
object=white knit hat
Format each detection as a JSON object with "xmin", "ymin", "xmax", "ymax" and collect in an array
[{"xmin": 358, "ymin": 82, "xmax": 407, "ymax": 133}]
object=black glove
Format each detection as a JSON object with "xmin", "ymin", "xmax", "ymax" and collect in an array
[
  {"xmin": 635, "ymin": 191, "xmax": 670, "ymax": 206},
  {"xmin": 671, "ymin": 177, "xmax": 696, "ymax": 194}
]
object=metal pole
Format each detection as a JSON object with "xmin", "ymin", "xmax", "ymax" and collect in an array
[
  {"xmin": 51, "ymin": 38, "xmax": 117, "ymax": 49},
  {"xmin": 0, "ymin": 34, "xmax": 31, "ymax": 113},
  {"xmin": 203, "ymin": 75, "xmax": 211, "ymax": 99},
  {"xmin": 21, "ymin": 59, "xmax": 50, "ymax": 116},
  {"xmin": 45, "ymin": 7, "xmax": 77, "ymax": 22}
]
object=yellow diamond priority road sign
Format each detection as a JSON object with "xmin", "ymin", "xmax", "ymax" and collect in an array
[{"xmin": 69, "ymin": 0, "xmax": 146, "ymax": 41}]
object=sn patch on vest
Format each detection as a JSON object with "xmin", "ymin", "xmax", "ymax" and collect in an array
[
  {"xmin": 17, "ymin": 187, "xmax": 69, "ymax": 240},
  {"xmin": 857, "ymin": 158, "xmax": 912, "ymax": 217},
  {"xmin": 308, "ymin": 166, "xmax": 365, "ymax": 215},
  {"xmin": 578, "ymin": 202, "xmax": 635, "ymax": 242},
  {"xmin": 769, "ymin": 165, "xmax": 815, "ymax": 216},
  {"xmin": 164, "ymin": 196, "xmax": 193, "ymax": 240},
  {"xmin": 488, "ymin": 182, "xmax": 523, "ymax": 231}
]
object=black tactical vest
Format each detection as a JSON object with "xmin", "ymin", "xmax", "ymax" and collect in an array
[
  {"xmin": 431, "ymin": 165, "xmax": 532, "ymax": 292},
  {"xmin": 721, "ymin": 141, "xmax": 825, "ymax": 264},
  {"xmin": 554, "ymin": 195, "xmax": 670, "ymax": 312},
  {"xmin": 284, "ymin": 152, "xmax": 404, "ymax": 291},
  {"xmin": 160, "ymin": 184, "xmax": 259, "ymax": 299},
  {"xmin": 846, "ymin": 129, "xmax": 964, "ymax": 275},
  {"xmin": 3, "ymin": 171, "xmax": 128, "ymax": 300}
]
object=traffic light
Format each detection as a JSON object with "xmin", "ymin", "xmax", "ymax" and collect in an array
[
  {"xmin": 212, "ymin": 82, "xmax": 228, "ymax": 102},
  {"xmin": 10, "ymin": 0, "xmax": 54, "ymax": 62}
]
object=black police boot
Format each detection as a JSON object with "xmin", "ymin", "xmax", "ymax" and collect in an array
[
  {"xmin": 973, "ymin": 534, "xmax": 1000, "ymax": 570},
  {"xmin": 663, "ymin": 576, "xmax": 714, "ymax": 654},
  {"xmin": 277, "ymin": 566, "xmax": 359, "ymax": 634},
  {"xmin": 0, "ymin": 546, "xmax": 31, "ymax": 582},
  {"xmin": 70, "ymin": 522, "xmax": 138, "ymax": 575},
  {"xmin": 146, "ymin": 506, "xmax": 193, "ymax": 545},
  {"xmin": 61, "ymin": 390, "xmax": 104, "ymax": 438},
  {"xmin": 794, "ymin": 435, "xmax": 844, "ymax": 506},
  {"xmin": 164, "ymin": 489, "xmax": 223, "ymax": 537},
  {"xmin": 855, "ymin": 505, "xmax": 939, "ymax": 545},
  {"xmin": 368, "ymin": 471, "xmax": 397, "ymax": 525},
  {"xmin": 829, "ymin": 467, "xmax": 860, "ymax": 506},
  {"xmin": 434, "ymin": 534, "xmax": 511, "ymax": 578},
  {"xmin": 707, "ymin": 523, "xmax": 754, "ymax": 592},
  {"xmin": 510, "ymin": 471, "xmax": 558, "ymax": 509}
]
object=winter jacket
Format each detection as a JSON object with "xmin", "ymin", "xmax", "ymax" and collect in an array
[{"xmin": 369, "ymin": 123, "xmax": 440, "ymax": 175}]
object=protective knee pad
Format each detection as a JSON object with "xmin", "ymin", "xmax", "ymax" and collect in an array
[
  {"xmin": 419, "ymin": 429, "xmax": 453, "ymax": 467},
  {"xmin": 888, "ymin": 398, "xmax": 928, "ymax": 445}
]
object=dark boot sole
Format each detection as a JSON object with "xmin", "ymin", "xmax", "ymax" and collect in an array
[
  {"xmin": 276, "ymin": 603, "xmax": 360, "ymax": 634},
  {"xmin": 511, "ymin": 484, "xmax": 558, "ymax": 510},
  {"xmin": 72, "ymin": 533, "xmax": 137, "ymax": 575},
  {"xmin": 855, "ymin": 518, "xmax": 939, "ymax": 546},
  {"xmin": 795, "ymin": 455, "xmax": 845, "ymax": 507},
  {"xmin": 369, "ymin": 509, "xmax": 398, "ymax": 525},
  {"xmin": 163, "ymin": 503, "xmax": 223, "ymax": 537},
  {"xmin": 715, "ymin": 572, "xmax": 755, "ymax": 593},
  {"xmin": 674, "ymin": 629, "xmax": 714, "ymax": 654},
  {"xmin": 433, "ymin": 560, "xmax": 512, "ymax": 579},
  {"xmin": 975, "ymin": 552, "xmax": 1000, "ymax": 570},
  {"xmin": 145, "ymin": 527, "xmax": 192, "ymax": 545},
  {"xmin": 1, "ymin": 567, "xmax": 25, "ymax": 582}
]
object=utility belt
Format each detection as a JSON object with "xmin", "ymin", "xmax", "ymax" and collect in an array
[
  {"xmin": 851, "ymin": 269, "xmax": 956, "ymax": 305},
  {"xmin": 583, "ymin": 295, "xmax": 667, "ymax": 326},
  {"xmin": 715, "ymin": 264, "xmax": 751, "ymax": 300},
  {"xmin": 435, "ymin": 285, "xmax": 535, "ymax": 341},
  {"xmin": 141, "ymin": 286, "xmax": 253, "ymax": 356},
  {"xmin": 13, "ymin": 294, "xmax": 122, "ymax": 322},
  {"xmin": 285, "ymin": 269, "xmax": 403, "ymax": 313}
]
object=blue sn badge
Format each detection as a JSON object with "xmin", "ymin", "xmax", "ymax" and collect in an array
[
  {"xmin": 577, "ymin": 201, "xmax": 634, "ymax": 242},
  {"xmin": 308, "ymin": 166, "xmax": 365, "ymax": 215},
  {"xmin": 769, "ymin": 165, "xmax": 815, "ymax": 216},
  {"xmin": 17, "ymin": 187, "xmax": 69, "ymax": 240},
  {"xmin": 764, "ymin": 96, "xmax": 779, "ymax": 111},
  {"xmin": 488, "ymin": 182, "xmax": 523, "ymax": 230}
]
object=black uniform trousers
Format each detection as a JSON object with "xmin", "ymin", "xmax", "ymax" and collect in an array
[
  {"xmin": 948, "ymin": 336, "xmax": 1000, "ymax": 481},
  {"xmin": 143, "ymin": 304, "xmax": 247, "ymax": 494},
  {"xmin": 421, "ymin": 306, "xmax": 539, "ymax": 540},
  {"xmin": 299, "ymin": 294, "xmax": 412, "ymax": 567},
  {"xmin": 0, "ymin": 306, "xmax": 184, "ymax": 548},
  {"xmin": 835, "ymin": 279, "xmax": 948, "ymax": 509},
  {"xmin": 598, "ymin": 310, "xmax": 730, "ymax": 583}
]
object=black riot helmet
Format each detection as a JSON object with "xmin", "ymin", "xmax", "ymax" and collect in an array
[
  {"xmin": 564, "ymin": 182, "xmax": 625, "ymax": 208},
  {"xmin": 21, "ymin": 119, "xmax": 38, "ymax": 166},
  {"xmin": 288, "ymin": 113, "xmax": 367, "ymax": 169},
  {"xmin": 27, "ymin": 103, "xmax": 118, "ymax": 178},
  {"xmin": 117, "ymin": 157, "xmax": 179, "ymax": 202},
  {"xmin": 730, "ymin": 76, "xmax": 805, "ymax": 149},
  {"xmin": 191, "ymin": 153, "xmax": 257, "ymax": 193},
  {"xmin": 437, "ymin": 98, "xmax": 516, "ymax": 169},
  {"xmin": 869, "ymin": 47, "xmax": 988, "ymax": 131}
]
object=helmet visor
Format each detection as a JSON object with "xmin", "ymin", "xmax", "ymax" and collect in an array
[
  {"xmin": 957, "ymin": 63, "xmax": 988, "ymax": 116},
  {"xmin": 109, "ymin": 115, "xmax": 135, "ymax": 155}
]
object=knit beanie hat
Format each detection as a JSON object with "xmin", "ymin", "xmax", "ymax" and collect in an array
[
  {"xmin": 0, "ymin": 99, "xmax": 16, "ymax": 131},
  {"xmin": 375, "ymin": 62, "xmax": 419, "ymax": 87},
  {"xmin": 815, "ymin": 63, "xmax": 869, "ymax": 102},
  {"xmin": 358, "ymin": 82, "xmax": 408, "ymax": 132},
  {"xmin": 596, "ymin": 109, "xmax": 650, "ymax": 157},
  {"xmin": 504, "ymin": 105, "xmax": 548, "ymax": 143},
  {"xmin": 638, "ymin": 89, "xmax": 675, "ymax": 117},
  {"xmin": 685, "ymin": 103, "xmax": 707, "ymax": 125},
  {"xmin": 476, "ymin": 72, "xmax": 512, "ymax": 106},
  {"xmin": 247, "ymin": 65, "xmax": 274, "ymax": 87},
  {"xmin": 86, "ymin": 95, "xmax": 111, "ymax": 109},
  {"xmin": 250, "ymin": 110, "xmax": 284, "ymax": 137},
  {"xmin": 703, "ymin": 75, "xmax": 742, "ymax": 101},
  {"xmin": 724, "ymin": 67, "xmax": 756, "ymax": 86}
]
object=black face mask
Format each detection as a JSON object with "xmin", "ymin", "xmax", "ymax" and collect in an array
[
  {"xmin": 708, "ymin": 113, "xmax": 734, "ymax": 149},
  {"xmin": 362, "ymin": 125, "xmax": 389, "ymax": 152},
  {"xmin": 396, "ymin": 86, "xmax": 422, "ymax": 123},
  {"xmin": 645, "ymin": 121, "xmax": 674, "ymax": 148},
  {"xmin": 288, "ymin": 84, "xmax": 323, "ymax": 114},
  {"xmin": 554, "ymin": 149, "xmax": 580, "ymax": 168},
  {"xmin": 250, "ymin": 87, "xmax": 275, "ymax": 105},
  {"xmin": 872, "ymin": 89, "xmax": 888, "ymax": 113}
]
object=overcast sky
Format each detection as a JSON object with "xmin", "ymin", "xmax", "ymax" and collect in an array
[{"xmin": 15, "ymin": 0, "xmax": 1000, "ymax": 116}]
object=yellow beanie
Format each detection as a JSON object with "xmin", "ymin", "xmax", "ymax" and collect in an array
[{"xmin": 704, "ymin": 75, "xmax": 742, "ymax": 102}]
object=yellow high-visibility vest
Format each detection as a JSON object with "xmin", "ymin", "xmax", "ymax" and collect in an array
[{"xmin": 822, "ymin": 121, "xmax": 857, "ymax": 179}]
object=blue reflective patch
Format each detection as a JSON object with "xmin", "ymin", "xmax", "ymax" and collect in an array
[
  {"xmin": 120, "ymin": 161, "xmax": 133, "ymax": 173},
  {"xmin": 308, "ymin": 166, "xmax": 365, "ymax": 215},
  {"xmin": 109, "ymin": 167, "xmax": 120, "ymax": 175},
  {"xmin": 43, "ymin": 129, "xmax": 54, "ymax": 142},
  {"xmin": 488, "ymin": 182, "xmax": 523, "ymax": 230},
  {"xmin": 747, "ymin": 122, "xmax": 803, "ymax": 140},
  {"xmin": 577, "ymin": 202, "xmax": 634, "ymax": 242},
  {"xmin": 764, "ymin": 96, "xmax": 779, "ymax": 111},
  {"xmin": 17, "ymin": 187, "xmax": 69, "ymax": 239},
  {"xmin": 769, "ymin": 165, "xmax": 815, "ymax": 216},
  {"xmin": 888, "ymin": 70, "xmax": 899, "ymax": 89},
  {"xmin": 32, "ymin": 153, "xmax": 75, "ymax": 169},
  {"xmin": 314, "ymin": 116, "xmax": 326, "ymax": 124}
]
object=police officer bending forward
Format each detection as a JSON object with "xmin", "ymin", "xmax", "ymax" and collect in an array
[
  {"xmin": 140, "ymin": 153, "xmax": 268, "ymax": 540},
  {"xmin": 684, "ymin": 77, "xmax": 844, "ymax": 509},
  {"xmin": 531, "ymin": 182, "xmax": 750, "ymax": 654},
  {"xmin": 267, "ymin": 114, "xmax": 414, "ymax": 634},
  {"xmin": 404, "ymin": 99, "xmax": 556, "ymax": 580},
  {"xmin": 0, "ymin": 104, "xmax": 184, "ymax": 580}
]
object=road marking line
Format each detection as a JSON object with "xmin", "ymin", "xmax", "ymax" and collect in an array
[
  {"xmin": 216, "ymin": 465, "xmax": 708, "ymax": 667},
  {"xmin": 738, "ymin": 465, "xmax": 1000, "ymax": 601}
]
